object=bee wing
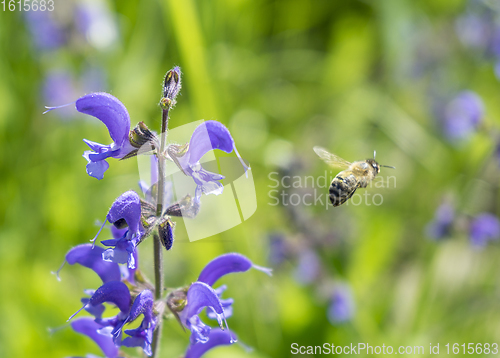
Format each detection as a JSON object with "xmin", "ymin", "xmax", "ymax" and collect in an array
[{"xmin": 313, "ymin": 146, "xmax": 351, "ymax": 168}]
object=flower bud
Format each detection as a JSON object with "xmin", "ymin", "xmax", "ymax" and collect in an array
[
  {"xmin": 158, "ymin": 218, "xmax": 175, "ymax": 251},
  {"xmin": 161, "ymin": 66, "xmax": 182, "ymax": 109}
]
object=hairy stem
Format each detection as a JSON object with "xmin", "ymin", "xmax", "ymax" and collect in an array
[
  {"xmin": 151, "ymin": 106, "xmax": 169, "ymax": 358},
  {"xmin": 151, "ymin": 232, "xmax": 164, "ymax": 357},
  {"xmin": 156, "ymin": 107, "xmax": 169, "ymax": 217}
]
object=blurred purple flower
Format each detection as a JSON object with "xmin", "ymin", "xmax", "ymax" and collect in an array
[
  {"xmin": 268, "ymin": 234, "xmax": 288, "ymax": 266},
  {"xmin": 43, "ymin": 70, "xmax": 79, "ymax": 119},
  {"xmin": 495, "ymin": 140, "xmax": 500, "ymax": 167},
  {"xmin": 293, "ymin": 249, "xmax": 320, "ymax": 285},
  {"xmin": 456, "ymin": 12, "xmax": 492, "ymax": 53},
  {"xmin": 24, "ymin": 11, "xmax": 65, "ymax": 51},
  {"xmin": 455, "ymin": 0, "xmax": 500, "ymax": 80},
  {"xmin": 469, "ymin": 213, "xmax": 500, "ymax": 247},
  {"xmin": 75, "ymin": 0, "xmax": 118, "ymax": 50},
  {"xmin": 442, "ymin": 91, "xmax": 484, "ymax": 141},
  {"xmin": 426, "ymin": 202, "xmax": 455, "ymax": 240},
  {"xmin": 327, "ymin": 285, "xmax": 355, "ymax": 325}
]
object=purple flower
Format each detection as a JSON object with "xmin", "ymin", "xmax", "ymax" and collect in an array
[
  {"xmin": 70, "ymin": 318, "xmax": 119, "ymax": 358},
  {"xmin": 184, "ymin": 329, "xmax": 237, "ymax": 358},
  {"xmin": 70, "ymin": 287, "xmax": 157, "ymax": 357},
  {"xmin": 268, "ymin": 234, "xmax": 288, "ymax": 266},
  {"xmin": 170, "ymin": 253, "xmax": 271, "ymax": 345},
  {"xmin": 69, "ymin": 281, "xmax": 132, "ymax": 345},
  {"xmin": 74, "ymin": 1, "xmax": 118, "ymax": 50},
  {"xmin": 293, "ymin": 249, "xmax": 320, "ymax": 285},
  {"xmin": 170, "ymin": 121, "xmax": 249, "ymax": 203},
  {"xmin": 77, "ymin": 93, "xmax": 134, "ymax": 179},
  {"xmin": 426, "ymin": 202, "xmax": 455, "ymax": 240},
  {"xmin": 24, "ymin": 11, "xmax": 65, "ymax": 51},
  {"xmin": 94, "ymin": 191, "xmax": 144, "ymax": 269},
  {"xmin": 456, "ymin": 11, "xmax": 492, "ymax": 53},
  {"xmin": 442, "ymin": 91, "xmax": 484, "ymax": 141},
  {"xmin": 54, "ymin": 244, "xmax": 121, "ymax": 283},
  {"xmin": 120, "ymin": 290, "xmax": 157, "ymax": 356},
  {"xmin": 43, "ymin": 92, "xmax": 134, "ymax": 179},
  {"xmin": 469, "ymin": 213, "xmax": 500, "ymax": 247},
  {"xmin": 327, "ymin": 285, "xmax": 355, "ymax": 325}
]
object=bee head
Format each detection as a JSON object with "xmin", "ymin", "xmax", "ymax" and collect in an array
[{"xmin": 366, "ymin": 158, "xmax": 380, "ymax": 174}]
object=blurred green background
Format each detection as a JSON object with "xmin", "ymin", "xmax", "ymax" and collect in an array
[{"xmin": 2, "ymin": 0, "xmax": 500, "ymax": 357}]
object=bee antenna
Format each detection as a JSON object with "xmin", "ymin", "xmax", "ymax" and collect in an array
[{"xmin": 381, "ymin": 164, "xmax": 396, "ymax": 169}]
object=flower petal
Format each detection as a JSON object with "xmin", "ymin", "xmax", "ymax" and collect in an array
[
  {"xmin": 106, "ymin": 191, "xmax": 142, "ymax": 240},
  {"xmin": 207, "ymin": 285, "xmax": 233, "ymax": 320},
  {"xmin": 76, "ymin": 92, "xmax": 130, "ymax": 146},
  {"xmin": 71, "ymin": 317, "xmax": 119, "ymax": 358},
  {"xmin": 187, "ymin": 121, "xmax": 235, "ymax": 165},
  {"xmin": 101, "ymin": 238, "xmax": 137, "ymax": 269},
  {"xmin": 83, "ymin": 151, "xmax": 110, "ymax": 180},
  {"xmin": 89, "ymin": 281, "xmax": 131, "ymax": 314},
  {"xmin": 126, "ymin": 290, "xmax": 154, "ymax": 323},
  {"xmin": 183, "ymin": 282, "xmax": 225, "ymax": 326},
  {"xmin": 117, "ymin": 290, "xmax": 156, "ymax": 356},
  {"xmin": 185, "ymin": 328, "xmax": 236, "ymax": 358},
  {"xmin": 64, "ymin": 244, "xmax": 121, "ymax": 283},
  {"xmin": 198, "ymin": 253, "xmax": 272, "ymax": 287}
]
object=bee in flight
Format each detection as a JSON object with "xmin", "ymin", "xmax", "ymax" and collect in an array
[{"xmin": 313, "ymin": 146, "xmax": 395, "ymax": 207}]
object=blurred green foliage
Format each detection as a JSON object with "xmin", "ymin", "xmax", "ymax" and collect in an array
[{"xmin": 1, "ymin": 0, "xmax": 500, "ymax": 357}]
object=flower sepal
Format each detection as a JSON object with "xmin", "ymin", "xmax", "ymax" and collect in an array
[
  {"xmin": 122, "ymin": 122, "xmax": 159, "ymax": 160},
  {"xmin": 158, "ymin": 217, "xmax": 175, "ymax": 251},
  {"xmin": 165, "ymin": 194, "xmax": 200, "ymax": 218}
]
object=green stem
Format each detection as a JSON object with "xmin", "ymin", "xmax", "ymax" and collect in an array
[
  {"xmin": 151, "ymin": 106, "xmax": 169, "ymax": 358},
  {"xmin": 156, "ymin": 107, "xmax": 169, "ymax": 217}
]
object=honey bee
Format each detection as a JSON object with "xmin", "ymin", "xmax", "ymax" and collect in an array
[{"xmin": 313, "ymin": 146, "xmax": 395, "ymax": 207}]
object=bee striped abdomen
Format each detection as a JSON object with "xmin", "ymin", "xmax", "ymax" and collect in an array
[{"xmin": 329, "ymin": 172, "xmax": 358, "ymax": 207}]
